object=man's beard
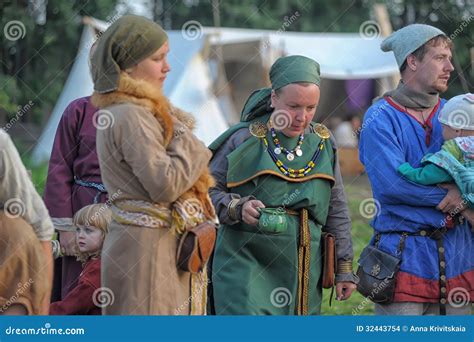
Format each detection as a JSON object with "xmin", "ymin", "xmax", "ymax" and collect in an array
[{"xmin": 432, "ymin": 79, "xmax": 449, "ymax": 93}]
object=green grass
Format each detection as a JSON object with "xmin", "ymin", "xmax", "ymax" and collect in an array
[{"xmin": 21, "ymin": 156, "xmax": 49, "ymax": 196}]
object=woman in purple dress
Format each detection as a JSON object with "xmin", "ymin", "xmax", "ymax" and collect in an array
[
  {"xmin": 44, "ymin": 42, "xmax": 108, "ymax": 300},
  {"xmin": 44, "ymin": 95, "xmax": 108, "ymax": 301}
]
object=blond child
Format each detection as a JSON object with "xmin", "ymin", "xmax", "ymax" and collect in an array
[{"xmin": 50, "ymin": 204, "xmax": 111, "ymax": 315}]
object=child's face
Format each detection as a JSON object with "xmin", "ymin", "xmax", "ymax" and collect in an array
[
  {"xmin": 442, "ymin": 124, "xmax": 474, "ymax": 140},
  {"xmin": 76, "ymin": 225, "xmax": 104, "ymax": 255},
  {"xmin": 442, "ymin": 124, "xmax": 459, "ymax": 140}
]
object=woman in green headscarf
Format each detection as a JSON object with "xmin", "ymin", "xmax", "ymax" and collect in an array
[
  {"xmin": 209, "ymin": 55, "xmax": 358, "ymax": 315},
  {"xmin": 91, "ymin": 15, "xmax": 216, "ymax": 315}
]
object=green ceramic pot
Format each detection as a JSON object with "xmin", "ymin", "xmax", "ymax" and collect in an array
[{"xmin": 257, "ymin": 208, "xmax": 288, "ymax": 234}]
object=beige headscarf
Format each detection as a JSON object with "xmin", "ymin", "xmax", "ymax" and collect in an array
[{"xmin": 91, "ymin": 15, "xmax": 168, "ymax": 94}]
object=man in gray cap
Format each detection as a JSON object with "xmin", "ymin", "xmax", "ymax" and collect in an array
[{"xmin": 358, "ymin": 24, "xmax": 473, "ymax": 315}]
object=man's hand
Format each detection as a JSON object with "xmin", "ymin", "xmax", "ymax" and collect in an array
[
  {"xmin": 438, "ymin": 183, "xmax": 467, "ymax": 214},
  {"xmin": 336, "ymin": 281, "xmax": 356, "ymax": 300},
  {"xmin": 241, "ymin": 200, "xmax": 265, "ymax": 226},
  {"xmin": 59, "ymin": 231, "xmax": 77, "ymax": 256}
]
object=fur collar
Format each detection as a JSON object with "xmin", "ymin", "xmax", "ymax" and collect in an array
[{"xmin": 91, "ymin": 73, "xmax": 195, "ymax": 145}]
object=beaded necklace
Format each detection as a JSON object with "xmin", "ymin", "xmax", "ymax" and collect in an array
[
  {"xmin": 270, "ymin": 127, "xmax": 304, "ymax": 161},
  {"xmin": 263, "ymin": 135, "xmax": 325, "ymax": 178}
]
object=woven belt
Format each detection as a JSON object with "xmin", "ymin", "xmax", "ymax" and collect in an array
[
  {"xmin": 74, "ymin": 177, "xmax": 107, "ymax": 204},
  {"xmin": 265, "ymin": 207, "xmax": 311, "ymax": 315},
  {"xmin": 276, "ymin": 208, "xmax": 310, "ymax": 315},
  {"xmin": 379, "ymin": 228, "xmax": 448, "ymax": 315},
  {"xmin": 296, "ymin": 208, "xmax": 311, "ymax": 315},
  {"xmin": 284, "ymin": 208, "xmax": 299, "ymax": 216}
]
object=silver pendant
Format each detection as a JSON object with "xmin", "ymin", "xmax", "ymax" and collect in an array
[
  {"xmin": 295, "ymin": 148, "xmax": 303, "ymax": 157},
  {"xmin": 274, "ymin": 147, "xmax": 282, "ymax": 155},
  {"xmin": 286, "ymin": 153, "xmax": 295, "ymax": 161}
]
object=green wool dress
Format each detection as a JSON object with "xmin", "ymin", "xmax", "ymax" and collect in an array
[{"xmin": 210, "ymin": 115, "xmax": 335, "ymax": 315}]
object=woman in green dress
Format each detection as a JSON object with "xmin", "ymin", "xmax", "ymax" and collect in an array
[{"xmin": 209, "ymin": 55, "xmax": 358, "ymax": 315}]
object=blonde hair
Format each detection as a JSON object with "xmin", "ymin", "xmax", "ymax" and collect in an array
[
  {"xmin": 73, "ymin": 203, "xmax": 111, "ymax": 234},
  {"xmin": 73, "ymin": 204, "xmax": 112, "ymax": 263}
]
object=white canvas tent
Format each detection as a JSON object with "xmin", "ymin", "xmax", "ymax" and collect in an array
[
  {"xmin": 204, "ymin": 27, "xmax": 399, "ymax": 123},
  {"xmin": 204, "ymin": 27, "xmax": 398, "ymax": 79}
]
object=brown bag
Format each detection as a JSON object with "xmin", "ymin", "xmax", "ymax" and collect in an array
[
  {"xmin": 177, "ymin": 221, "xmax": 217, "ymax": 274},
  {"xmin": 321, "ymin": 232, "xmax": 337, "ymax": 289}
]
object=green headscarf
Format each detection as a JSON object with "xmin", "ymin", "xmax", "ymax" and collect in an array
[
  {"xmin": 91, "ymin": 15, "xmax": 168, "ymax": 94},
  {"xmin": 241, "ymin": 55, "xmax": 321, "ymax": 122}
]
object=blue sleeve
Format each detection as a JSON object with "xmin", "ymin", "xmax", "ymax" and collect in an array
[{"xmin": 359, "ymin": 106, "xmax": 447, "ymax": 207}]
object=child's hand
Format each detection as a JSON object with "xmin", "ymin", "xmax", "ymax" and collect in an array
[{"xmin": 438, "ymin": 184, "xmax": 467, "ymax": 214}]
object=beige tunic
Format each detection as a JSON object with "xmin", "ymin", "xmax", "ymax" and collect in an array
[
  {"xmin": 96, "ymin": 102, "xmax": 212, "ymax": 315},
  {"xmin": 0, "ymin": 214, "xmax": 49, "ymax": 315},
  {"xmin": 0, "ymin": 129, "xmax": 54, "ymax": 241},
  {"xmin": 0, "ymin": 129, "xmax": 52, "ymax": 314}
]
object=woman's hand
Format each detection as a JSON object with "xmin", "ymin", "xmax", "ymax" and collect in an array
[
  {"xmin": 59, "ymin": 231, "xmax": 77, "ymax": 256},
  {"xmin": 241, "ymin": 200, "xmax": 265, "ymax": 226},
  {"xmin": 336, "ymin": 281, "xmax": 357, "ymax": 301}
]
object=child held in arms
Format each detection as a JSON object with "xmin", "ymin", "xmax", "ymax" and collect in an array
[
  {"xmin": 50, "ymin": 204, "xmax": 111, "ymax": 315},
  {"xmin": 398, "ymin": 93, "xmax": 474, "ymax": 227}
]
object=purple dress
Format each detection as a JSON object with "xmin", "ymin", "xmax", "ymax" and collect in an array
[{"xmin": 44, "ymin": 96, "xmax": 107, "ymax": 300}]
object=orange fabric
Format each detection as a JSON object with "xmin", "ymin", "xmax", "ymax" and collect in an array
[{"xmin": 0, "ymin": 214, "xmax": 50, "ymax": 315}]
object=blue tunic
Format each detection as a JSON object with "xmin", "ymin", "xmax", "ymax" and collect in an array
[{"xmin": 359, "ymin": 97, "xmax": 474, "ymax": 302}]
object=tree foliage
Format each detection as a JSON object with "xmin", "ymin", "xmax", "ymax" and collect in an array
[{"xmin": 0, "ymin": 0, "xmax": 472, "ymax": 131}]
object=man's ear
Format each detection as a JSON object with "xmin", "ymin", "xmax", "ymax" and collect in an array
[{"xmin": 406, "ymin": 54, "xmax": 417, "ymax": 71}]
